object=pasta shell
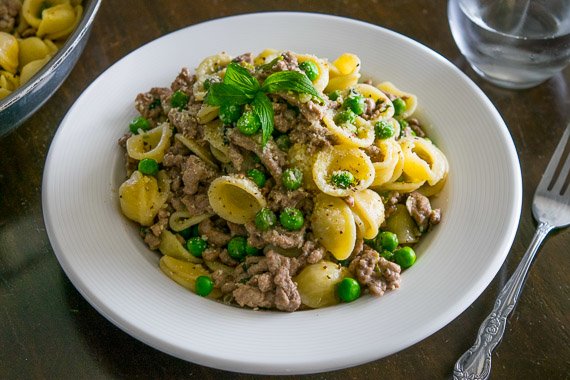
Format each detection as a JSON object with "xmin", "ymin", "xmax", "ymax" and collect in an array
[
  {"xmin": 325, "ymin": 73, "xmax": 360, "ymax": 93},
  {"xmin": 126, "ymin": 123, "xmax": 173, "ymax": 163},
  {"xmin": 322, "ymin": 114, "xmax": 375, "ymax": 148},
  {"xmin": 350, "ymin": 189, "xmax": 385, "ymax": 240},
  {"xmin": 159, "ymin": 230, "xmax": 203, "ymax": 264},
  {"xmin": 294, "ymin": 260, "xmax": 349, "ymax": 308},
  {"xmin": 353, "ymin": 83, "xmax": 395, "ymax": 121},
  {"xmin": 36, "ymin": 3, "xmax": 77, "ymax": 39},
  {"xmin": 207, "ymin": 175, "xmax": 267, "ymax": 224},
  {"xmin": 311, "ymin": 193, "xmax": 356, "ymax": 260},
  {"xmin": 118, "ymin": 170, "xmax": 169, "ymax": 226},
  {"xmin": 169, "ymin": 211, "xmax": 213, "ymax": 232},
  {"xmin": 159, "ymin": 256, "xmax": 221, "ymax": 298},
  {"xmin": 19, "ymin": 56, "xmax": 50, "ymax": 84},
  {"xmin": 377, "ymin": 81, "xmax": 418, "ymax": 119},
  {"xmin": 330, "ymin": 53, "xmax": 361, "ymax": 77},
  {"xmin": 370, "ymin": 137, "xmax": 403, "ymax": 188},
  {"xmin": 0, "ymin": 32, "xmax": 19, "ymax": 74},
  {"xmin": 253, "ymin": 48, "xmax": 279, "ymax": 66},
  {"xmin": 193, "ymin": 52, "xmax": 232, "ymax": 101},
  {"xmin": 18, "ymin": 37, "xmax": 51, "ymax": 70},
  {"xmin": 295, "ymin": 53, "xmax": 330, "ymax": 93},
  {"xmin": 313, "ymin": 145, "xmax": 375, "ymax": 197},
  {"xmin": 384, "ymin": 204, "xmax": 420, "ymax": 244},
  {"xmin": 203, "ymin": 119, "xmax": 230, "ymax": 162},
  {"xmin": 174, "ymin": 133, "xmax": 218, "ymax": 168},
  {"xmin": 196, "ymin": 104, "xmax": 220, "ymax": 124},
  {"xmin": 400, "ymin": 136, "xmax": 447, "ymax": 185}
]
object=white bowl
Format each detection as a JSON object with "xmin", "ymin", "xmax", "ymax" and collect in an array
[{"xmin": 43, "ymin": 12, "xmax": 522, "ymax": 375}]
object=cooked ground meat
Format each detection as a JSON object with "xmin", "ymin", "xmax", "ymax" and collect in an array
[
  {"xmin": 170, "ymin": 67, "xmax": 196, "ymax": 94},
  {"xmin": 226, "ymin": 128, "xmax": 286, "ymax": 181},
  {"xmin": 266, "ymin": 187, "xmax": 313, "ymax": 214},
  {"xmin": 180, "ymin": 193, "xmax": 213, "ymax": 216},
  {"xmin": 198, "ymin": 218, "xmax": 231, "ymax": 247},
  {"xmin": 244, "ymin": 222, "xmax": 306, "ymax": 250},
  {"xmin": 349, "ymin": 247, "xmax": 401, "ymax": 296},
  {"xmin": 405, "ymin": 191, "xmax": 441, "ymax": 232},
  {"xmin": 407, "ymin": 118, "xmax": 426, "ymax": 137},
  {"xmin": 181, "ymin": 155, "xmax": 218, "ymax": 195},
  {"xmin": 135, "ymin": 87, "xmax": 171, "ymax": 123},
  {"xmin": 273, "ymin": 102, "xmax": 301, "ymax": 133}
]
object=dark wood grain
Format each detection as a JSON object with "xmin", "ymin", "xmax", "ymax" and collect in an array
[{"xmin": 1, "ymin": 1, "xmax": 568, "ymax": 379}]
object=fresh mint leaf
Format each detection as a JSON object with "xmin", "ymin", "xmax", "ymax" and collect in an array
[
  {"xmin": 205, "ymin": 82, "xmax": 253, "ymax": 106},
  {"xmin": 261, "ymin": 71, "xmax": 323, "ymax": 102},
  {"xmin": 252, "ymin": 92, "xmax": 274, "ymax": 146},
  {"xmin": 223, "ymin": 63, "xmax": 260, "ymax": 95}
]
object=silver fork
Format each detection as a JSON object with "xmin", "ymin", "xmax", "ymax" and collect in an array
[{"xmin": 453, "ymin": 126, "xmax": 570, "ymax": 380}]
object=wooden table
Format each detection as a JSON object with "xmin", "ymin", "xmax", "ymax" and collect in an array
[{"xmin": 1, "ymin": 1, "xmax": 568, "ymax": 378}]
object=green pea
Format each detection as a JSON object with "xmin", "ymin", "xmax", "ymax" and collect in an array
[
  {"xmin": 393, "ymin": 246, "xmax": 416, "ymax": 269},
  {"xmin": 398, "ymin": 118, "xmax": 409, "ymax": 131},
  {"xmin": 255, "ymin": 208, "xmax": 277, "ymax": 231},
  {"xmin": 275, "ymin": 134, "xmax": 292, "ymax": 151},
  {"xmin": 380, "ymin": 250, "xmax": 394, "ymax": 261},
  {"xmin": 179, "ymin": 224, "xmax": 199, "ymax": 240},
  {"xmin": 330, "ymin": 170, "xmax": 355, "ymax": 189},
  {"xmin": 377, "ymin": 231, "xmax": 399, "ymax": 252},
  {"xmin": 334, "ymin": 109, "xmax": 357, "ymax": 125},
  {"xmin": 374, "ymin": 120, "xmax": 395, "ymax": 140},
  {"xmin": 279, "ymin": 207, "xmax": 304, "ymax": 231},
  {"xmin": 328, "ymin": 90, "xmax": 341, "ymax": 101},
  {"xmin": 337, "ymin": 277, "xmax": 361, "ymax": 302},
  {"xmin": 170, "ymin": 90, "xmax": 189, "ymax": 110},
  {"xmin": 392, "ymin": 98, "xmax": 407, "ymax": 116},
  {"xmin": 245, "ymin": 242, "xmax": 260, "ymax": 256},
  {"xmin": 343, "ymin": 93, "xmax": 366, "ymax": 115},
  {"xmin": 227, "ymin": 236, "xmax": 247, "ymax": 261},
  {"xmin": 237, "ymin": 111, "xmax": 261, "ymax": 136},
  {"xmin": 186, "ymin": 237, "xmax": 207, "ymax": 257},
  {"xmin": 246, "ymin": 168, "xmax": 266, "ymax": 187},
  {"xmin": 282, "ymin": 167, "xmax": 303, "ymax": 190},
  {"xmin": 219, "ymin": 103, "xmax": 242, "ymax": 125},
  {"xmin": 299, "ymin": 61, "xmax": 319, "ymax": 81},
  {"xmin": 195, "ymin": 275, "xmax": 214, "ymax": 297},
  {"xmin": 138, "ymin": 158, "xmax": 159, "ymax": 176},
  {"xmin": 129, "ymin": 116, "xmax": 150, "ymax": 134}
]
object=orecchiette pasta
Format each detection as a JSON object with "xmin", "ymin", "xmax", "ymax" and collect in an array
[
  {"xmin": 207, "ymin": 175, "xmax": 267, "ymax": 224},
  {"xmin": 119, "ymin": 170, "xmax": 170, "ymax": 226},
  {"xmin": 377, "ymin": 81, "xmax": 418, "ymax": 119},
  {"xmin": 159, "ymin": 230, "xmax": 203, "ymax": 264},
  {"xmin": 174, "ymin": 133, "xmax": 219, "ymax": 168},
  {"xmin": 118, "ymin": 49, "xmax": 449, "ymax": 312},
  {"xmin": 294, "ymin": 53, "xmax": 330, "ymax": 93},
  {"xmin": 350, "ymin": 189, "xmax": 385, "ymax": 240},
  {"xmin": 192, "ymin": 52, "xmax": 232, "ymax": 101},
  {"xmin": 126, "ymin": 123, "xmax": 173, "ymax": 163},
  {"xmin": 311, "ymin": 193, "xmax": 356, "ymax": 260},
  {"xmin": 322, "ymin": 114, "xmax": 375, "ymax": 148},
  {"xmin": 313, "ymin": 145, "xmax": 375, "ymax": 197}
]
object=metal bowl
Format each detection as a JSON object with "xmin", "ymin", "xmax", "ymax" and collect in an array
[{"xmin": 0, "ymin": 0, "xmax": 102, "ymax": 136}]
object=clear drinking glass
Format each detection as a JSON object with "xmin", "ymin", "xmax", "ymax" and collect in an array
[{"xmin": 448, "ymin": 0, "xmax": 570, "ymax": 89}]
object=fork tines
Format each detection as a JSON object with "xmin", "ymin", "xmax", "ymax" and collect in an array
[{"xmin": 542, "ymin": 126, "xmax": 570, "ymax": 195}]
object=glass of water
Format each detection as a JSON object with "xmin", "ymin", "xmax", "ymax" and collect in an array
[{"xmin": 448, "ymin": 0, "xmax": 570, "ymax": 89}]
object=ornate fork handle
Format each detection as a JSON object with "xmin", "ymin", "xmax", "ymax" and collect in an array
[{"xmin": 453, "ymin": 221, "xmax": 553, "ymax": 380}]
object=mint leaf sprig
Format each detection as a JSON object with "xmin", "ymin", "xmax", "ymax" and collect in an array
[{"xmin": 205, "ymin": 62, "xmax": 322, "ymax": 146}]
